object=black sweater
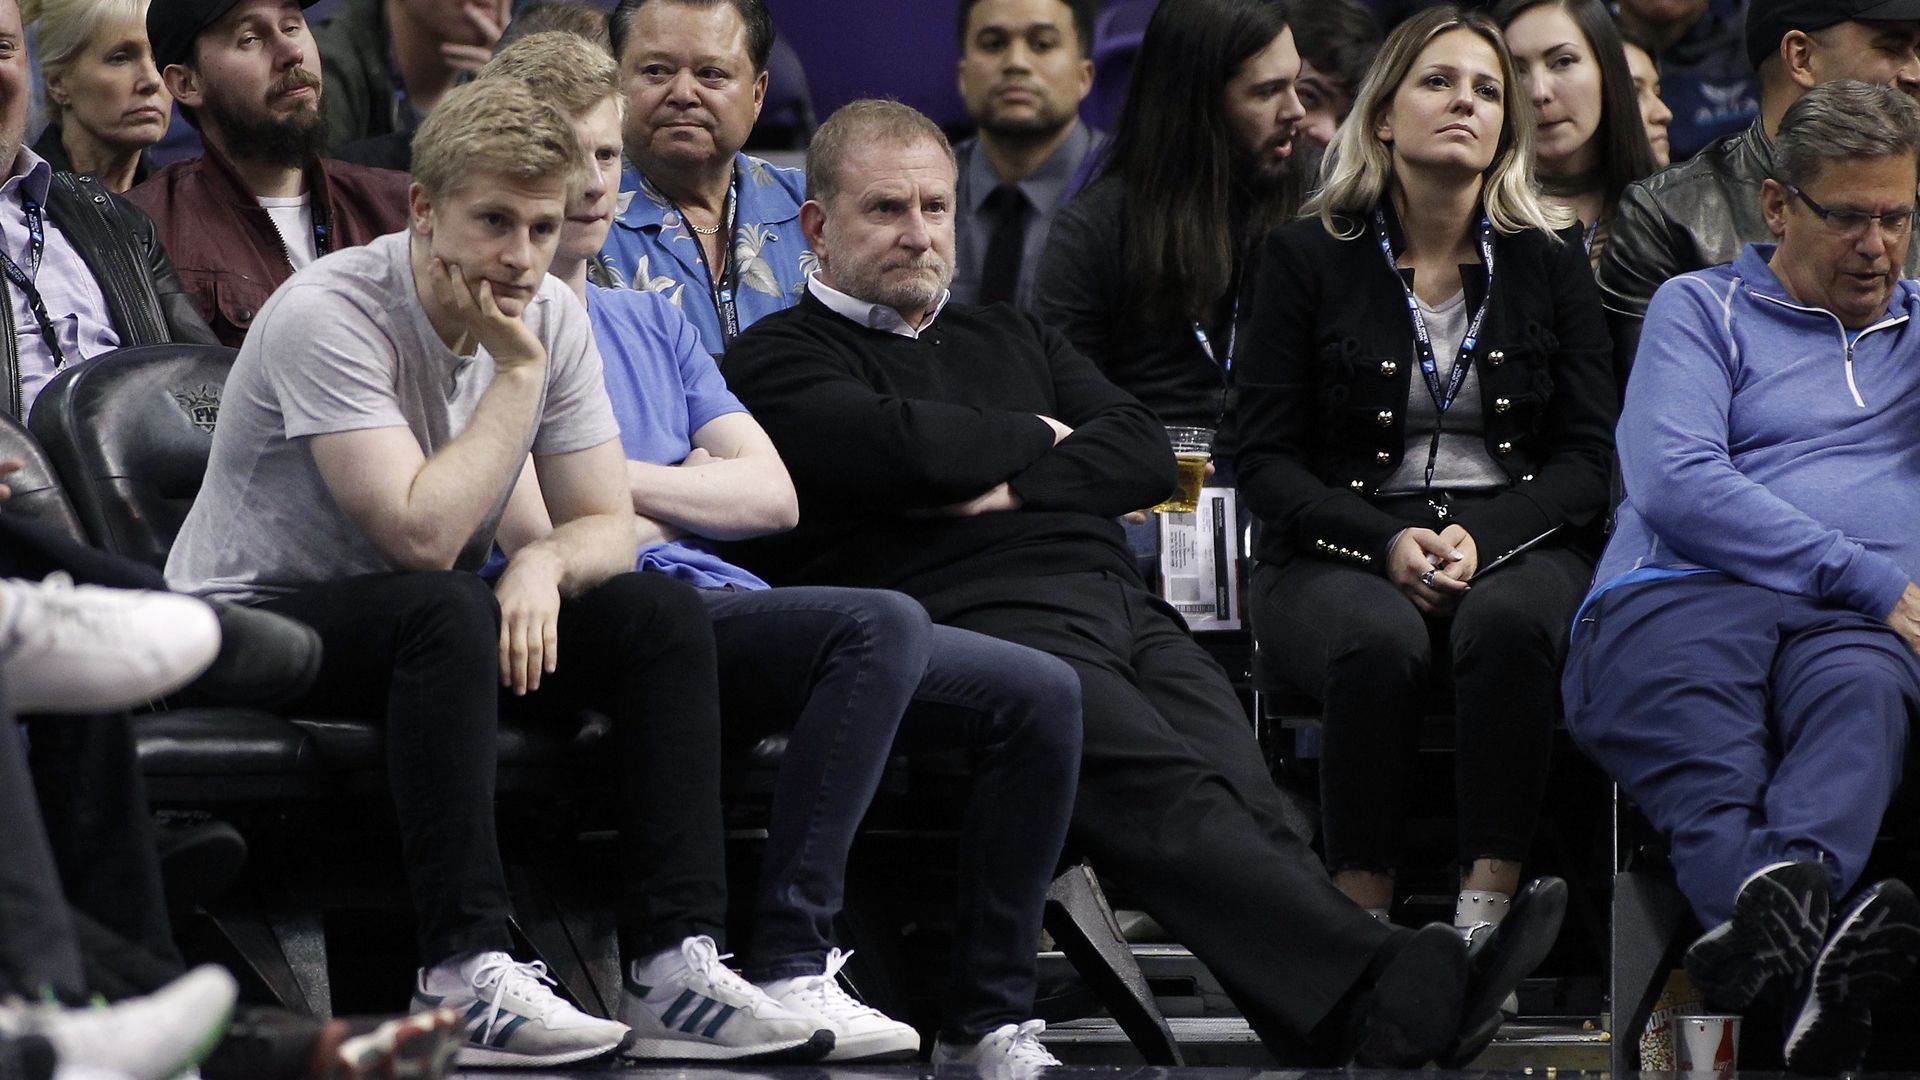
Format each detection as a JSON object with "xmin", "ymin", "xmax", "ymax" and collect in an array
[
  {"xmin": 722, "ymin": 292, "xmax": 1178, "ymax": 607},
  {"xmin": 1231, "ymin": 210, "xmax": 1617, "ymax": 570}
]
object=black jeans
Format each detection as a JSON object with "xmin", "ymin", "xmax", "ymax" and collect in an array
[
  {"xmin": 258, "ymin": 570, "xmax": 726, "ymax": 966},
  {"xmin": 1251, "ymin": 543, "xmax": 1593, "ymax": 874},
  {"xmin": 702, "ymin": 585, "xmax": 1080, "ymax": 1040},
  {"xmin": 921, "ymin": 571, "xmax": 1392, "ymax": 1059},
  {"xmin": 0, "ymin": 692, "xmax": 85, "ymax": 1001},
  {"xmin": 0, "ymin": 514, "xmax": 178, "ymax": 1001}
]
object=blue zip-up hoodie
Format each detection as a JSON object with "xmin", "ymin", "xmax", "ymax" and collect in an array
[{"xmin": 1591, "ymin": 243, "xmax": 1920, "ymax": 618}]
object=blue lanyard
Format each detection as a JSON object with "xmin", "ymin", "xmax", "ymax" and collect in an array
[
  {"xmin": 1192, "ymin": 291, "xmax": 1240, "ymax": 374},
  {"xmin": 0, "ymin": 196, "xmax": 66, "ymax": 369},
  {"xmin": 1373, "ymin": 207, "xmax": 1495, "ymax": 416},
  {"xmin": 681, "ymin": 176, "xmax": 742, "ymax": 348}
]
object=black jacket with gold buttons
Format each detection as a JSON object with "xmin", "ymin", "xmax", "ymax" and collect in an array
[{"xmin": 1231, "ymin": 204, "xmax": 1618, "ymax": 571}]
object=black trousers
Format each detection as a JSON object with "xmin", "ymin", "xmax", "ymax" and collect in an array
[
  {"xmin": 921, "ymin": 571, "xmax": 1390, "ymax": 1059},
  {"xmin": 0, "ymin": 692, "xmax": 85, "ymax": 1001},
  {"xmin": 0, "ymin": 514, "xmax": 179, "ymax": 1001},
  {"xmin": 1251, "ymin": 544, "xmax": 1592, "ymax": 874},
  {"xmin": 259, "ymin": 570, "xmax": 726, "ymax": 966}
]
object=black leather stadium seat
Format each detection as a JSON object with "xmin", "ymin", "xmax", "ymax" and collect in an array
[
  {"xmin": 0, "ymin": 409, "xmax": 87, "ymax": 543},
  {"xmin": 29, "ymin": 343, "xmax": 238, "ymax": 569}
]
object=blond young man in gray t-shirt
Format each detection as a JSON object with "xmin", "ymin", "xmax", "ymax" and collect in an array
[{"xmin": 167, "ymin": 79, "xmax": 829, "ymax": 1069}]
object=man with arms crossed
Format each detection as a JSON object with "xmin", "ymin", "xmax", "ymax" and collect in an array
[
  {"xmin": 725, "ymin": 98, "xmax": 1565, "ymax": 1070},
  {"xmin": 1565, "ymin": 81, "xmax": 1920, "ymax": 1074},
  {"xmin": 166, "ymin": 78, "xmax": 833, "ymax": 1068}
]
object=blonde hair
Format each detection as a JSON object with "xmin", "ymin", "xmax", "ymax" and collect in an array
[
  {"xmin": 1306, "ymin": 5, "xmax": 1571, "ymax": 239},
  {"xmin": 411, "ymin": 78, "xmax": 587, "ymax": 201},
  {"xmin": 22, "ymin": 0, "xmax": 149, "ymax": 120},
  {"xmin": 476, "ymin": 30, "xmax": 621, "ymax": 119}
]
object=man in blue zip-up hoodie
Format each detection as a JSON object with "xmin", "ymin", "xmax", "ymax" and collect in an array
[{"xmin": 1564, "ymin": 81, "xmax": 1920, "ymax": 1075}]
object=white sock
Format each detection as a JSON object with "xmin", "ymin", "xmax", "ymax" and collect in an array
[
  {"xmin": 421, "ymin": 950, "xmax": 501, "ymax": 993},
  {"xmin": 631, "ymin": 939, "xmax": 690, "ymax": 985},
  {"xmin": 1455, "ymin": 889, "xmax": 1511, "ymax": 928}
]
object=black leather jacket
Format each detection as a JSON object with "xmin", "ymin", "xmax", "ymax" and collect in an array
[
  {"xmin": 1598, "ymin": 118, "xmax": 1920, "ymax": 388},
  {"xmin": 5, "ymin": 171, "xmax": 217, "ymax": 418}
]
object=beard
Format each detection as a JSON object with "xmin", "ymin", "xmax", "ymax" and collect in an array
[
  {"xmin": 201, "ymin": 67, "xmax": 328, "ymax": 169},
  {"xmin": 830, "ymin": 250, "xmax": 954, "ymax": 312},
  {"xmin": 975, "ymin": 95, "xmax": 1077, "ymax": 143}
]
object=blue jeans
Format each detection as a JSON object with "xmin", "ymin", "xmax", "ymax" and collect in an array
[
  {"xmin": 700, "ymin": 585, "xmax": 1081, "ymax": 1040},
  {"xmin": 1563, "ymin": 574, "xmax": 1919, "ymax": 926}
]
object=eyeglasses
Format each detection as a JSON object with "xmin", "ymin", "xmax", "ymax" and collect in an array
[{"xmin": 1783, "ymin": 182, "xmax": 1917, "ymax": 238}]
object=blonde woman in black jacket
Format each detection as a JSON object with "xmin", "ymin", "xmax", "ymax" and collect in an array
[{"xmin": 1234, "ymin": 5, "xmax": 1616, "ymax": 939}]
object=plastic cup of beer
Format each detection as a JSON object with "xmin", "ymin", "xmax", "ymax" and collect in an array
[
  {"xmin": 1673, "ymin": 1014, "xmax": 1740, "ymax": 1077},
  {"xmin": 1153, "ymin": 426, "xmax": 1214, "ymax": 514}
]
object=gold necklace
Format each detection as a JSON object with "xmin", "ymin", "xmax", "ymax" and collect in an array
[{"xmin": 686, "ymin": 220, "xmax": 722, "ymax": 235}]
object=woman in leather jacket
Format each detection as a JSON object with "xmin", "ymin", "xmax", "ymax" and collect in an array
[
  {"xmin": 1233, "ymin": 5, "xmax": 1617, "ymax": 935},
  {"xmin": 23, "ymin": 0, "xmax": 168, "ymax": 192}
]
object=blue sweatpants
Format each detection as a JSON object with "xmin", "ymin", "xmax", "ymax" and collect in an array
[{"xmin": 1562, "ymin": 574, "xmax": 1919, "ymax": 926}]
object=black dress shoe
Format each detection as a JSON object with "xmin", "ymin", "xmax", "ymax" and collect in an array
[
  {"xmin": 1348, "ymin": 922, "xmax": 1469, "ymax": 1067},
  {"xmin": 1440, "ymin": 875, "xmax": 1568, "ymax": 1067},
  {"xmin": 175, "ymin": 603, "xmax": 322, "ymax": 709}
]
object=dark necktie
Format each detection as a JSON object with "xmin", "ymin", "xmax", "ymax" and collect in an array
[{"xmin": 979, "ymin": 184, "xmax": 1029, "ymax": 306}]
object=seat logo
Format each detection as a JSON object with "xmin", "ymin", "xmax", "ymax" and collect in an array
[{"xmin": 172, "ymin": 384, "xmax": 221, "ymax": 434}]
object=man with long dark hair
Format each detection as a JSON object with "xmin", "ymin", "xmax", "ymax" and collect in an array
[{"xmin": 1032, "ymin": 0, "xmax": 1304, "ymax": 434}]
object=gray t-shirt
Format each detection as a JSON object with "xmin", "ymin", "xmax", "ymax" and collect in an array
[
  {"xmin": 166, "ymin": 231, "xmax": 621, "ymax": 603},
  {"xmin": 1379, "ymin": 288, "xmax": 1508, "ymax": 495}
]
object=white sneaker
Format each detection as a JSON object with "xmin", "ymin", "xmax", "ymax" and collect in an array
[
  {"xmin": 620, "ymin": 935, "xmax": 833, "ymax": 1061},
  {"xmin": 410, "ymin": 952, "xmax": 629, "ymax": 1067},
  {"xmin": 932, "ymin": 1020, "xmax": 1061, "ymax": 1072},
  {"xmin": 0, "ymin": 575, "xmax": 219, "ymax": 714},
  {"xmin": 761, "ymin": 948, "xmax": 919, "ymax": 1061},
  {"xmin": 0, "ymin": 965, "xmax": 235, "ymax": 1080}
]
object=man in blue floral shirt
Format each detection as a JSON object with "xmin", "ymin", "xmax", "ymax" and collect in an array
[{"xmin": 601, "ymin": 0, "xmax": 812, "ymax": 355}]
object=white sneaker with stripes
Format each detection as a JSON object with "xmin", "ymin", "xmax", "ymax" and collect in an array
[
  {"xmin": 760, "ymin": 948, "xmax": 921, "ymax": 1060},
  {"xmin": 411, "ymin": 952, "xmax": 629, "ymax": 1067},
  {"xmin": 620, "ymin": 936, "xmax": 834, "ymax": 1062}
]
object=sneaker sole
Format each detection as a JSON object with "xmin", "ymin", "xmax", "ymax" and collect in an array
[
  {"xmin": 454, "ymin": 1037, "xmax": 626, "ymax": 1068},
  {"xmin": 623, "ymin": 1028, "xmax": 835, "ymax": 1063},
  {"xmin": 1687, "ymin": 862, "xmax": 1829, "ymax": 1011},
  {"xmin": 1785, "ymin": 882, "xmax": 1920, "ymax": 1074},
  {"xmin": 822, "ymin": 1027, "xmax": 923, "ymax": 1062}
]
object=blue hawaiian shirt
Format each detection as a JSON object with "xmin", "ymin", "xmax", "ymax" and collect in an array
[{"xmin": 596, "ymin": 152, "xmax": 814, "ymax": 356}]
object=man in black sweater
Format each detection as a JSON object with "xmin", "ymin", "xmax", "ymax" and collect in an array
[{"xmin": 723, "ymin": 98, "xmax": 1565, "ymax": 1068}]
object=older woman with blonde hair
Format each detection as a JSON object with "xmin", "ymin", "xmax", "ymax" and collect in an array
[
  {"xmin": 1234, "ymin": 4, "xmax": 1612, "ymax": 949},
  {"xmin": 25, "ymin": 0, "xmax": 168, "ymax": 190}
]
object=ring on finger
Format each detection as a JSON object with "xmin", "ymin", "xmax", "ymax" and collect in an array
[{"xmin": 1420, "ymin": 569, "xmax": 1438, "ymax": 587}]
